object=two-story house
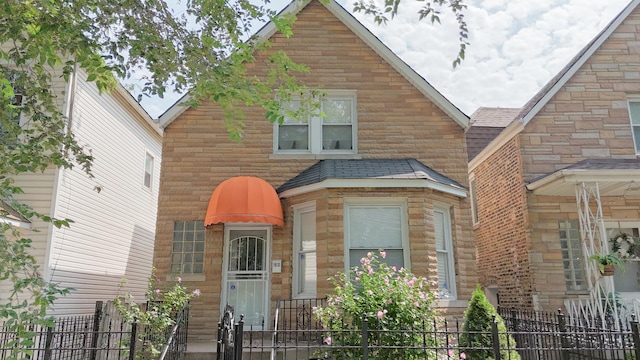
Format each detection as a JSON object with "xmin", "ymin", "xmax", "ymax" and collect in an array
[
  {"xmin": 154, "ymin": 0, "xmax": 477, "ymax": 340},
  {"xmin": 1, "ymin": 68, "xmax": 162, "ymax": 316},
  {"xmin": 468, "ymin": 0, "xmax": 640, "ymax": 324}
]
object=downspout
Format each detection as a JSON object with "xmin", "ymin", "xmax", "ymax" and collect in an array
[{"xmin": 43, "ymin": 63, "xmax": 78, "ymax": 281}]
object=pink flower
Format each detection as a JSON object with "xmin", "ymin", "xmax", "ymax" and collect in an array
[
  {"xmin": 154, "ymin": 288, "xmax": 161, "ymax": 294},
  {"xmin": 368, "ymin": 267, "xmax": 374, "ymax": 275},
  {"xmin": 177, "ymin": 277, "xmax": 182, "ymax": 283},
  {"xmin": 324, "ymin": 337, "xmax": 332, "ymax": 345},
  {"xmin": 380, "ymin": 251, "xmax": 386, "ymax": 259},
  {"xmin": 460, "ymin": 353, "xmax": 466, "ymax": 359},
  {"xmin": 354, "ymin": 277, "xmax": 360, "ymax": 282},
  {"xmin": 391, "ymin": 266, "xmax": 397, "ymax": 272},
  {"xmin": 193, "ymin": 289, "xmax": 201, "ymax": 296},
  {"xmin": 150, "ymin": 311, "xmax": 157, "ymax": 316},
  {"xmin": 367, "ymin": 252, "xmax": 372, "ymax": 258},
  {"xmin": 367, "ymin": 290, "xmax": 373, "ymax": 296},
  {"xmin": 414, "ymin": 301, "xmax": 420, "ymax": 307},
  {"xmin": 449, "ymin": 350, "xmax": 455, "ymax": 357},
  {"xmin": 377, "ymin": 309, "xmax": 388, "ymax": 319}
]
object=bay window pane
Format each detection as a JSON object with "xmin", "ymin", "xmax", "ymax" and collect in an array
[{"xmin": 348, "ymin": 206, "xmax": 402, "ymax": 248}]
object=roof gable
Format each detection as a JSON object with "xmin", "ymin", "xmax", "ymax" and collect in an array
[
  {"xmin": 469, "ymin": 0, "xmax": 640, "ymax": 169},
  {"xmin": 159, "ymin": 0, "xmax": 468, "ymax": 129}
]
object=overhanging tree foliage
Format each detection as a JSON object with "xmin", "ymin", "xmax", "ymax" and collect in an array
[{"xmin": 0, "ymin": 0, "xmax": 467, "ymax": 356}]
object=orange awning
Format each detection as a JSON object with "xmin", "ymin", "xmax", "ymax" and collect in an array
[{"xmin": 205, "ymin": 176, "xmax": 284, "ymax": 226}]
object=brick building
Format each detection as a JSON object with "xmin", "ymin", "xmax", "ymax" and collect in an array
[
  {"xmin": 154, "ymin": 0, "xmax": 477, "ymax": 340},
  {"xmin": 468, "ymin": 0, "xmax": 640, "ymax": 322}
]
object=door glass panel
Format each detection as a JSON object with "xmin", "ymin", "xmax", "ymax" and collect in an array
[{"xmin": 226, "ymin": 229, "xmax": 269, "ymax": 328}]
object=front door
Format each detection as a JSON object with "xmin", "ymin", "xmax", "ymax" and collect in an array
[{"xmin": 223, "ymin": 227, "xmax": 270, "ymax": 329}]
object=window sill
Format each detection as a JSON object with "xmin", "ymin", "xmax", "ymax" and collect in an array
[
  {"xmin": 436, "ymin": 299, "xmax": 468, "ymax": 308},
  {"xmin": 166, "ymin": 273, "xmax": 205, "ymax": 282},
  {"xmin": 269, "ymin": 153, "xmax": 362, "ymax": 160}
]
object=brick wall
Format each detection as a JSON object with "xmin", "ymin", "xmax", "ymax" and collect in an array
[
  {"xmin": 154, "ymin": 0, "xmax": 473, "ymax": 340},
  {"xmin": 472, "ymin": 137, "xmax": 532, "ymax": 308},
  {"xmin": 474, "ymin": 6, "xmax": 640, "ymax": 312}
]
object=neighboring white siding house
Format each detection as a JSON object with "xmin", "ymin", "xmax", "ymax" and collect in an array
[{"xmin": 6, "ymin": 69, "xmax": 162, "ymax": 316}]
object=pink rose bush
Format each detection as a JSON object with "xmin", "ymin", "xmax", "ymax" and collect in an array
[{"xmin": 314, "ymin": 251, "xmax": 465, "ymax": 359}]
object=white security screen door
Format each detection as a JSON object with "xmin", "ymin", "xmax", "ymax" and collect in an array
[{"xmin": 223, "ymin": 228, "xmax": 270, "ymax": 329}]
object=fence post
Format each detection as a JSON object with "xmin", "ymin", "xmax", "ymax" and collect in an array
[
  {"xmin": 557, "ymin": 309, "xmax": 570, "ymax": 360},
  {"xmin": 89, "ymin": 301, "xmax": 103, "ymax": 360},
  {"xmin": 43, "ymin": 326, "xmax": 54, "ymax": 360},
  {"xmin": 234, "ymin": 314, "xmax": 244, "ymax": 360},
  {"xmin": 128, "ymin": 317, "xmax": 138, "ymax": 360},
  {"xmin": 216, "ymin": 322, "xmax": 222, "ymax": 360},
  {"xmin": 491, "ymin": 316, "xmax": 501, "ymax": 360},
  {"xmin": 631, "ymin": 314, "xmax": 640, "ymax": 360},
  {"xmin": 362, "ymin": 315, "xmax": 369, "ymax": 360}
]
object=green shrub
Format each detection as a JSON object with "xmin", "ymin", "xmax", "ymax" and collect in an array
[
  {"xmin": 314, "ymin": 251, "xmax": 465, "ymax": 359},
  {"xmin": 459, "ymin": 285, "xmax": 520, "ymax": 360}
]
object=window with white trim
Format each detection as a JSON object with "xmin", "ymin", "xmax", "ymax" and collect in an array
[
  {"xmin": 293, "ymin": 202, "xmax": 317, "ymax": 298},
  {"xmin": 144, "ymin": 152, "xmax": 154, "ymax": 189},
  {"xmin": 344, "ymin": 199, "xmax": 409, "ymax": 271},
  {"xmin": 171, "ymin": 221, "xmax": 205, "ymax": 274},
  {"xmin": 1, "ymin": 70, "xmax": 24, "ymax": 133},
  {"xmin": 626, "ymin": 100, "xmax": 640, "ymax": 154},
  {"xmin": 559, "ymin": 220, "xmax": 587, "ymax": 291},
  {"xmin": 274, "ymin": 91, "xmax": 357, "ymax": 154},
  {"xmin": 435, "ymin": 206, "xmax": 457, "ymax": 299}
]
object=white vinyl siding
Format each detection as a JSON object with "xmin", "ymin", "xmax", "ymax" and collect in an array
[
  {"xmin": 435, "ymin": 206, "xmax": 456, "ymax": 299},
  {"xmin": 344, "ymin": 198, "xmax": 409, "ymax": 271},
  {"xmin": 274, "ymin": 91, "xmax": 357, "ymax": 155},
  {"xmin": 293, "ymin": 202, "xmax": 316, "ymax": 298},
  {"xmin": 559, "ymin": 220, "xmax": 587, "ymax": 292},
  {"xmin": 41, "ymin": 70, "xmax": 162, "ymax": 315}
]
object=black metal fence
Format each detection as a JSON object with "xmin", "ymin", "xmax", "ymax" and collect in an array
[
  {"xmin": 217, "ymin": 299, "xmax": 640, "ymax": 360},
  {"xmin": 0, "ymin": 301, "xmax": 189, "ymax": 360}
]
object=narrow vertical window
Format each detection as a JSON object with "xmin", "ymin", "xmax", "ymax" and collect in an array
[
  {"xmin": 470, "ymin": 177, "xmax": 479, "ymax": 224},
  {"xmin": 559, "ymin": 220, "xmax": 586, "ymax": 291},
  {"xmin": 293, "ymin": 203, "xmax": 316, "ymax": 298},
  {"xmin": 144, "ymin": 153, "xmax": 154, "ymax": 189},
  {"xmin": 435, "ymin": 206, "xmax": 456, "ymax": 299}
]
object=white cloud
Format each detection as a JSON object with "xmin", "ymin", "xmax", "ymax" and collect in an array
[{"xmin": 141, "ymin": 0, "xmax": 633, "ymax": 118}]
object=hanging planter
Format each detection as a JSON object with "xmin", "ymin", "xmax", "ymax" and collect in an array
[
  {"xmin": 588, "ymin": 253, "xmax": 624, "ymax": 276},
  {"xmin": 601, "ymin": 264, "xmax": 615, "ymax": 276}
]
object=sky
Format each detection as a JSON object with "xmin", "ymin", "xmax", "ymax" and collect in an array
[{"xmin": 138, "ymin": 0, "xmax": 633, "ymax": 119}]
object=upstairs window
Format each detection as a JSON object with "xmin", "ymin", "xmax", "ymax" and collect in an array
[
  {"xmin": 144, "ymin": 153, "xmax": 154, "ymax": 189},
  {"xmin": 274, "ymin": 91, "xmax": 357, "ymax": 154},
  {"xmin": 626, "ymin": 100, "xmax": 640, "ymax": 154},
  {"xmin": 1, "ymin": 70, "xmax": 24, "ymax": 132}
]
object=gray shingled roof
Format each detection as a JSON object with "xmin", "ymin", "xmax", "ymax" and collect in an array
[
  {"xmin": 528, "ymin": 158, "xmax": 640, "ymax": 184},
  {"xmin": 466, "ymin": 107, "xmax": 521, "ymax": 161},
  {"xmin": 276, "ymin": 158, "xmax": 464, "ymax": 193}
]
